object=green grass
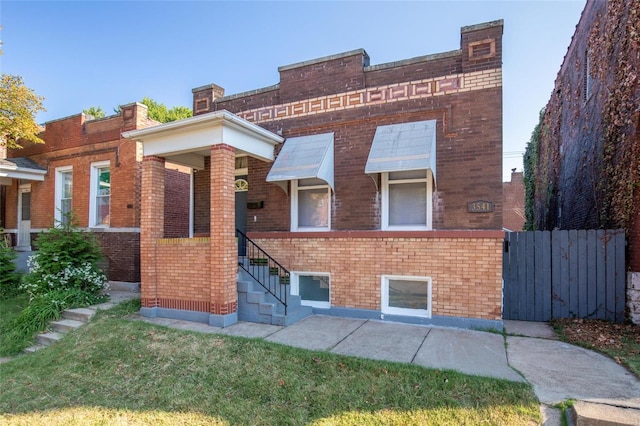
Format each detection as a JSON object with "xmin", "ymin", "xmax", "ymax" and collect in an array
[
  {"xmin": 0, "ymin": 300, "xmax": 540, "ymax": 425},
  {"xmin": 0, "ymin": 293, "xmax": 31, "ymax": 356}
]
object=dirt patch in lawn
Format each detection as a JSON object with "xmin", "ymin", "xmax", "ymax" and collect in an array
[{"xmin": 553, "ymin": 318, "xmax": 640, "ymax": 377}]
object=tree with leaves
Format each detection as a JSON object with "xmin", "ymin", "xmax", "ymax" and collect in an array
[
  {"xmin": 83, "ymin": 106, "xmax": 106, "ymax": 119},
  {"xmin": 0, "ymin": 74, "xmax": 46, "ymax": 149},
  {"xmin": 140, "ymin": 97, "xmax": 192, "ymax": 123}
]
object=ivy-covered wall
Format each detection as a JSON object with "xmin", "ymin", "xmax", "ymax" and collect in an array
[{"xmin": 525, "ymin": 0, "xmax": 640, "ymax": 271}]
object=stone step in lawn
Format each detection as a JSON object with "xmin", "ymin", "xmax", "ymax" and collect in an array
[
  {"xmin": 62, "ymin": 307, "xmax": 96, "ymax": 322},
  {"xmin": 36, "ymin": 332, "xmax": 63, "ymax": 346},
  {"xmin": 50, "ymin": 318, "xmax": 85, "ymax": 333}
]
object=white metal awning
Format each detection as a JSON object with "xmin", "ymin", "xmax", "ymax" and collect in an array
[
  {"xmin": 266, "ymin": 132, "xmax": 334, "ymax": 193},
  {"xmin": 364, "ymin": 120, "xmax": 437, "ymax": 183}
]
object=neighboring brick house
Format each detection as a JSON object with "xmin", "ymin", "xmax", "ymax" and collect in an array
[
  {"xmin": 503, "ymin": 170, "xmax": 525, "ymax": 231},
  {"xmin": 1, "ymin": 103, "xmax": 190, "ymax": 282},
  {"xmin": 125, "ymin": 20, "xmax": 505, "ymax": 329},
  {"xmin": 526, "ymin": 0, "xmax": 640, "ymax": 319}
]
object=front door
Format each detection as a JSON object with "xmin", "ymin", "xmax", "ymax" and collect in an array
[
  {"xmin": 17, "ymin": 185, "xmax": 31, "ymax": 250},
  {"xmin": 235, "ymin": 176, "xmax": 248, "ymax": 256}
]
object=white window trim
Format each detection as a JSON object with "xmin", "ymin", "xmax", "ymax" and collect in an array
[
  {"xmin": 54, "ymin": 166, "xmax": 73, "ymax": 226},
  {"xmin": 89, "ymin": 160, "xmax": 110, "ymax": 228},
  {"xmin": 291, "ymin": 271, "xmax": 331, "ymax": 309},
  {"xmin": 291, "ymin": 179, "xmax": 331, "ymax": 232},
  {"xmin": 381, "ymin": 169, "xmax": 433, "ymax": 231},
  {"xmin": 381, "ymin": 275, "xmax": 432, "ymax": 318}
]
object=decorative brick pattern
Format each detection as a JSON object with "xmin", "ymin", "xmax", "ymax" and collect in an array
[{"xmin": 234, "ymin": 69, "xmax": 501, "ymax": 124}]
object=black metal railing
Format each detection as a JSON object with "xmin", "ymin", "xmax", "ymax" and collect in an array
[{"xmin": 236, "ymin": 229, "xmax": 289, "ymax": 315}]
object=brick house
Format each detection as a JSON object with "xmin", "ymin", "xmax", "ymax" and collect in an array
[
  {"xmin": 1, "ymin": 103, "xmax": 190, "ymax": 282},
  {"xmin": 525, "ymin": 0, "xmax": 640, "ymax": 320},
  {"xmin": 124, "ymin": 20, "xmax": 505, "ymax": 329},
  {"xmin": 503, "ymin": 170, "xmax": 525, "ymax": 231}
]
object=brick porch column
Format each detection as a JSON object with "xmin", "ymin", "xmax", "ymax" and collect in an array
[
  {"xmin": 140, "ymin": 155, "xmax": 165, "ymax": 315},
  {"xmin": 209, "ymin": 144, "xmax": 238, "ymax": 326}
]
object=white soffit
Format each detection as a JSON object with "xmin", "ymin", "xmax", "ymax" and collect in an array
[
  {"xmin": 121, "ymin": 110, "xmax": 284, "ymax": 163},
  {"xmin": 365, "ymin": 120, "xmax": 437, "ymax": 182},
  {"xmin": 266, "ymin": 132, "xmax": 335, "ymax": 191}
]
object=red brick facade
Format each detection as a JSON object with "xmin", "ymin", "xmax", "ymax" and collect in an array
[
  {"xmin": 2, "ymin": 104, "xmax": 189, "ymax": 282},
  {"xmin": 178, "ymin": 20, "xmax": 506, "ymax": 326},
  {"xmin": 503, "ymin": 171, "xmax": 525, "ymax": 231}
]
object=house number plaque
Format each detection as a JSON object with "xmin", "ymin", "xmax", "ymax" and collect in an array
[{"xmin": 467, "ymin": 200, "xmax": 494, "ymax": 213}]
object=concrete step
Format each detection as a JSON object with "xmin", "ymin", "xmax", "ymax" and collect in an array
[
  {"xmin": 271, "ymin": 305, "xmax": 313, "ymax": 326},
  {"xmin": 246, "ymin": 291, "xmax": 265, "ymax": 304},
  {"xmin": 24, "ymin": 344, "xmax": 46, "ymax": 353},
  {"xmin": 50, "ymin": 318, "xmax": 85, "ymax": 333},
  {"xmin": 62, "ymin": 307, "xmax": 95, "ymax": 322},
  {"xmin": 36, "ymin": 332, "xmax": 63, "ymax": 346},
  {"xmin": 259, "ymin": 302, "xmax": 276, "ymax": 315},
  {"xmin": 571, "ymin": 401, "xmax": 640, "ymax": 426}
]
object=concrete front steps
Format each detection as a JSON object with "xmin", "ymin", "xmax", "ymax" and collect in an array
[
  {"xmin": 571, "ymin": 401, "xmax": 640, "ymax": 426},
  {"xmin": 24, "ymin": 283, "xmax": 140, "ymax": 354},
  {"xmin": 25, "ymin": 307, "xmax": 97, "ymax": 353},
  {"xmin": 237, "ymin": 266, "xmax": 312, "ymax": 326}
]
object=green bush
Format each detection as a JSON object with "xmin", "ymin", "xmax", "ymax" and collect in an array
[
  {"xmin": 0, "ymin": 232, "xmax": 21, "ymax": 299},
  {"xmin": 21, "ymin": 216, "xmax": 108, "ymax": 299}
]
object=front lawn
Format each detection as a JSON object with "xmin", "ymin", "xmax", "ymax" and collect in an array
[
  {"xmin": 0, "ymin": 293, "xmax": 31, "ymax": 356},
  {"xmin": 0, "ymin": 300, "xmax": 540, "ymax": 425}
]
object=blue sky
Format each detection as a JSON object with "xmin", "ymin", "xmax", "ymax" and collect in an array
[{"xmin": 1, "ymin": 0, "xmax": 585, "ymax": 180}]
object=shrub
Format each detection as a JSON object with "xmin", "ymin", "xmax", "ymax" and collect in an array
[
  {"xmin": 0, "ymin": 231, "xmax": 21, "ymax": 299},
  {"xmin": 21, "ymin": 215, "xmax": 109, "ymax": 300}
]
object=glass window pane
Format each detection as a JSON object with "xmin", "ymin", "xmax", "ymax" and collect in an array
[
  {"xmin": 298, "ymin": 188, "xmax": 328, "ymax": 227},
  {"xmin": 62, "ymin": 172, "xmax": 73, "ymax": 198},
  {"xmin": 299, "ymin": 275, "xmax": 330, "ymax": 302},
  {"xmin": 388, "ymin": 279, "xmax": 428, "ymax": 310},
  {"xmin": 95, "ymin": 196, "xmax": 110, "ymax": 225},
  {"xmin": 98, "ymin": 168, "xmax": 110, "ymax": 196},
  {"xmin": 21, "ymin": 192, "xmax": 31, "ymax": 221},
  {"xmin": 389, "ymin": 182, "xmax": 426, "ymax": 226},
  {"xmin": 389, "ymin": 170, "xmax": 427, "ymax": 180}
]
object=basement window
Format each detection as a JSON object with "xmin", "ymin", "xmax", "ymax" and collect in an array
[
  {"xmin": 292, "ymin": 272, "xmax": 330, "ymax": 308},
  {"xmin": 381, "ymin": 275, "xmax": 432, "ymax": 317}
]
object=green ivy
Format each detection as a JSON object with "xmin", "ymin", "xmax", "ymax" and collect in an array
[{"xmin": 523, "ymin": 109, "xmax": 545, "ymax": 231}]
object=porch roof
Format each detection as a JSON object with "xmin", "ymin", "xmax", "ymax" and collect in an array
[
  {"xmin": 122, "ymin": 110, "xmax": 284, "ymax": 169},
  {"xmin": 0, "ymin": 157, "xmax": 47, "ymax": 185},
  {"xmin": 365, "ymin": 120, "xmax": 437, "ymax": 183}
]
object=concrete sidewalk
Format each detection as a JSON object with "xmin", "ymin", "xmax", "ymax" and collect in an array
[{"xmin": 136, "ymin": 313, "xmax": 524, "ymax": 382}]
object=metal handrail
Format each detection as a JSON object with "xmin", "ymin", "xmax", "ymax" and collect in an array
[{"xmin": 236, "ymin": 229, "xmax": 289, "ymax": 315}]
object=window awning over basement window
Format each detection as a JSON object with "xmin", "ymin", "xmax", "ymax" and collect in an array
[
  {"xmin": 266, "ymin": 132, "xmax": 334, "ymax": 192},
  {"xmin": 364, "ymin": 120, "xmax": 437, "ymax": 183}
]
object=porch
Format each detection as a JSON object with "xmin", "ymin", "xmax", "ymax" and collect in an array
[{"xmin": 123, "ymin": 110, "xmax": 293, "ymax": 327}]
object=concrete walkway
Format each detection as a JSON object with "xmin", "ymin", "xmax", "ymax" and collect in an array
[{"xmin": 135, "ymin": 313, "xmax": 524, "ymax": 382}]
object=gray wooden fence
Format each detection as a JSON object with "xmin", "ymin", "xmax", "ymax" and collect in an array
[{"xmin": 503, "ymin": 230, "xmax": 626, "ymax": 322}]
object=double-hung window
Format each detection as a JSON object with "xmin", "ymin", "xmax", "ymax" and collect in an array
[
  {"xmin": 90, "ymin": 161, "xmax": 110, "ymax": 227},
  {"xmin": 54, "ymin": 166, "xmax": 73, "ymax": 225},
  {"xmin": 382, "ymin": 169, "xmax": 433, "ymax": 230},
  {"xmin": 292, "ymin": 178, "xmax": 331, "ymax": 231},
  {"xmin": 266, "ymin": 132, "xmax": 334, "ymax": 232},
  {"xmin": 365, "ymin": 120, "xmax": 437, "ymax": 231}
]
